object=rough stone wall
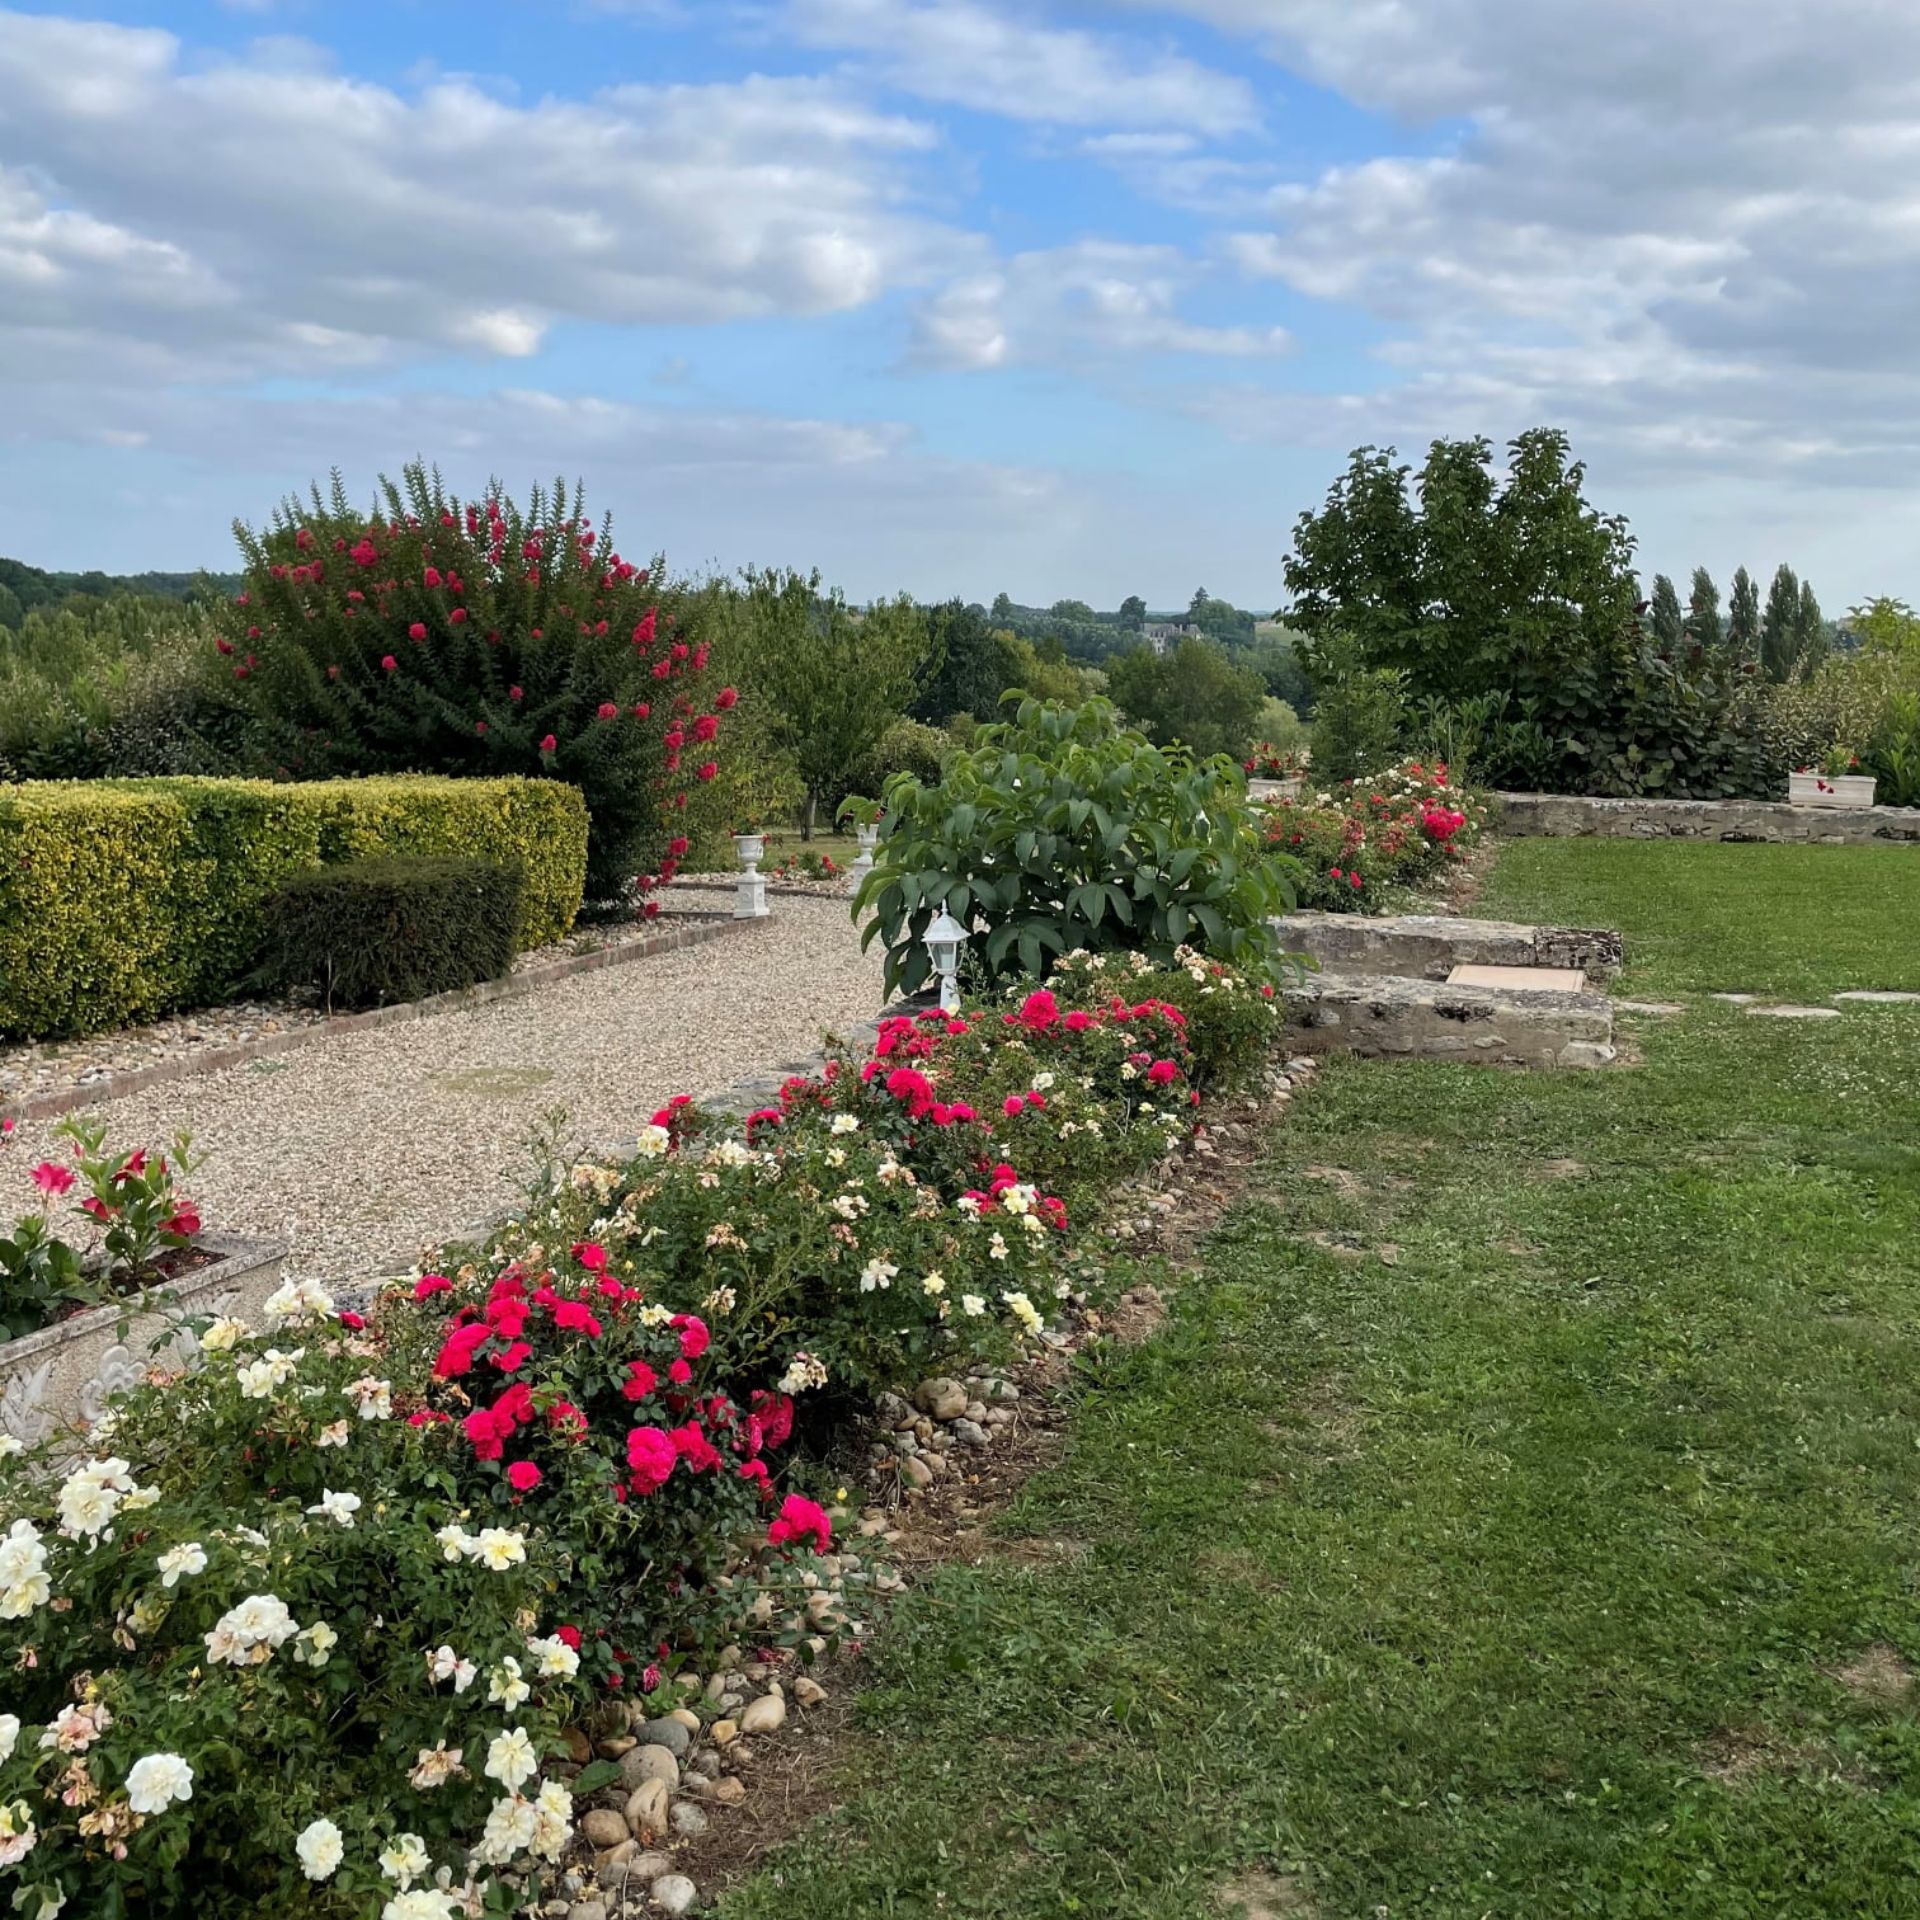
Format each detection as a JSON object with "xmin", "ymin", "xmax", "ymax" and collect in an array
[
  {"xmin": 1283, "ymin": 974, "xmax": 1615, "ymax": 1069},
  {"xmin": 1495, "ymin": 793, "xmax": 1920, "ymax": 844},
  {"xmin": 1272, "ymin": 913, "xmax": 1622, "ymax": 981}
]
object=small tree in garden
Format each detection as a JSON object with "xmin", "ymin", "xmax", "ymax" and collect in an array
[
  {"xmin": 1108, "ymin": 634, "xmax": 1269, "ymax": 759},
  {"xmin": 218, "ymin": 464, "xmax": 730, "ymax": 900},
  {"xmin": 720, "ymin": 569, "xmax": 928, "ymax": 838},
  {"xmin": 1762, "ymin": 563, "xmax": 1803, "ymax": 682},
  {"xmin": 1648, "ymin": 573, "xmax": 1684, "ymax": 647},
  {"xmin": 1685, "ymin": 566, "xmax": 1721, "ymax": 648},
  {"xmin": 852, "ymin": 694, "xmax": 1295, "ymax": 996},
  {"xmin": 1727, "ymin": 565, "xmax": 1761, "ymax": 660}
]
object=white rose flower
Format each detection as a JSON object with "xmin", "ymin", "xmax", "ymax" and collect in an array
[
  {"xmin": 315, "ymin": 1419, "xmax": 351, "ymax": 1449},
  {"xmin": 472, "ymin": 1527, "xmax": 527, "ymax": 1570},
  {"xmin": 124, "ymin": 1752, "xmax": 194, "ymax": 1815},
  {"xmin": 378, "ymin": 1832, "xmax": 431, "ymax": 1888},
  {"xmin": 0, "ymin": 1520, "xmax": 50, "ymax": 1617},
  {"xmin": 484, "ymin": 1725, "xmax": 537, "ymax": 1792},
  {"xmin": 157, "ymin": 1541, "xmax": 207, "ymax": 1589},
  {"xmin": 921, "ymin": 1271, "xmax": 946, "ymax": 1296},
  {"xmin": 858, "ymin": 1257, "xmax": 898, "ymax": 1293},
  {"xmin": 0, "ymin": 1715, "xmax": 17, "ymax": 1763},
  {"xmin": 198, "ymin": 1316, "xmax": 251, "ymax": 1352},
  {"xmin": 433, "ymin": 1524, "xmax": 474, "ymax": 1563},
  {"xmin": 527, "ymin": 1633, "xmax": 580, "ymax": 1680},
  {"xmin": 383, "ymin": 1892, "xmax": 461, "ymax": 1920},
  {"xmin": 1003, "ymin": 1289, "xmax": 1043, "ymax": 1334},
  {"xmin": 529, "ymin": 1778, "xmax": 574, "ymax": 1861},
  {"xmin": 305, "ymin": 1490, "xmax": 362, "ymax": 1529},
  {"xmin": 475, "ymin": 1793, "xmax": 537, "ymax": 1866},
  {"xmin": 295, "ymin": 1621, "xmax": 339, "ymax": 1667},
  {"xmin": 0, "ymin": 1435, "xmax": 22, "ymax": 1459},
  {"xmin": 347, "ymin": 1377, "xmax": 393, "ymax": 1420},
  {"xmin": 961, "ymin": 1294, "xmax": 987, "ymax": 1317},
  {"xmin": 295, "ymin": 1816, "xmax": 345, "ymax": 1881},
  {"xmin": 263, "ymin": 1277, "xmax": 336, "ymax": 1326},
  {"xmin": 635, "ymin": 1123, "xmax": 671, "ymax": 1158},
  {"xmin": 236, "ymin": 1347, "xmax": 303, "ymax": 1399},
  {"xmin": 0, "ymin": 1797, "xmax": 37, "ymax": 1868},
  {"xmin": 487, "ymin": 1658, "xmax": 531, "ymax": 1712}
]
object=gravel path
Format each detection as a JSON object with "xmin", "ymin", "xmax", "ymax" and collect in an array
[{"xmin": 7, "ymin": 898, "xmax": 887, "ymax": 1284}]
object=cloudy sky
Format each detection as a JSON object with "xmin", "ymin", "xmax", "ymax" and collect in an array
[{"xmin": 1, "ymin": 1, "xmax": 1915, "ymax": 608}]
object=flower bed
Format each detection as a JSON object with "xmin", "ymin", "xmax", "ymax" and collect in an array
[
  {"xmin": 0, "ymin": 953, "xmax": 1282, "ymax": 1920},
  {"xmin": 1260, "ymin": 758, "xmax": 1486, "ymax": 912}
]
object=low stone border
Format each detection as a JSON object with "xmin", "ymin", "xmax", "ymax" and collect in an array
[
  {"xmin": 1284, "ymin": 972, "xmax": 1616, "ymax": 1068},
  {"xmin": 1274, "ymin": 911, "xmax": 1622, "ymax": 981},
  {"xmin": 1495, "ymin": 792, "xmax": 1920, "ymax": 844},
  {"xmin": 0, "ymin": 917, "xmax": 755, "ymax": 1128}
]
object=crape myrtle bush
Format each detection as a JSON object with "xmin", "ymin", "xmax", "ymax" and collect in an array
[
  {"xmin": 0, "ymin": 950, "xmax": 1282, "ymax": 1920},
  {"xmin": 261, "ymin": 857, "xmax": 524, "ymax": 1011},
  {"xmin": 0, "ymin": 776, "xmax": 585, "ymax": 1042},
  {"xmin": 218, "ymin": 464, "xmax": 736, "ymax": 900},
  {"xmin": 1260, "ymin": 758, "xmax": 1484, "ymax": 913},
  {"xmin": 852, "ymin": 695, "xmax": 1295, "ymax": 999}
]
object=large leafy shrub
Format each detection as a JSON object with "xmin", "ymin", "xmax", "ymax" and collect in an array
[
  {"xmin": 1107, "ymin": 635, "xmax": 1269, "ymax": 759},
  {"xmin": 218, "ymin": 465, "xmax": 730, "ymax": 897},
  {"xmin": 261, "ymin": 857, "xmax": 524, "ymax": 1011},
  {"xmin": 0, "ymin": 776, "xmax": 584, "ymax": 1041},
  {"xmin": 852, "ymin": 696, "xmax": 1295, "ymax": 997}
]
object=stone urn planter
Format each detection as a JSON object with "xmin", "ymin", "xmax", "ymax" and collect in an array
[
  {"xmin": 1790, "ymin": 770, "xmax": 1877, "ymax": 808},
  {"xmin": 0, "ymin": 1234, "xmax": 285, "ymax": 1446},
  {"xmin": 848, "ymin": 823, "xmax": 881, "ymax": 890},
  {"xmin": 731, "ymin": 832, "xmax": 769, "ymax": 919}
]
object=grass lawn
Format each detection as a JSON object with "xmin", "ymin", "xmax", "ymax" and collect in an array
[
  {"xmin": 1477, "ymin": 837, "xmax": 1920, "ymax": 1000},
  {"xmin": 724, "ymin": 840, "xmax": 1920, "ymax": 1920}
]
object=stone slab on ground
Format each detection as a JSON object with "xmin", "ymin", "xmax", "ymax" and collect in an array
[
  {"xmin": 1495, "ymin": 792, "xmax": 1920, "ymax": 844},
  {"xmin": 1745, "ymin": 1004, "xmax": 1843, "ymax": 1020},
  {"xmin": 1272, "ymin": 911, "xmax": 1622, "ymax": 982},
  {"xmin": 1285, "ymin": 973, "xmax": 1615, "ymax": 1069},
  {"xmin": 1447, "ymin": 964, "xmax": 1589, "ymax": 994},
  {"xmin": 1834, "ymin": 991, "xmax": 1920, "ymax": 1004}
]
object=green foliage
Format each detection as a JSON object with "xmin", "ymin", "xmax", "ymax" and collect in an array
[
  {"xmin": 1847, "ymin": 595, "xmax": 1920, "ymax": 656},
  {"xmin": 53, "ymin": 1115, "xmax": 203, "ymax": 1284},
  {"xmin": 719, "ymin": 570, "xmax": 928, "ymax": 835},
  {"xmin": 0, "ymin": 775, "xmax": 585, "ymax": 1040},
  {"xmin": 1684, "ymin": 566, "xmax": 1720, "ymax": 647},
  {"xmin": 1305, "ymin": 631, "xmax": 1410, "ymax": 781},
  {"xmin": 219, "ymin": 463, "xmax": 724, "ymax": 896},
  {"xmin": 1284, "ymin": 429, "xmax": 1641, "ymax": 702},
  {"xmin": 852, "ymin": 695, "xmax": 1295, "ymax": 997},
  {"xmin": 1761, "ymin": 562, "xmax": 1802, "ymax": 682},
  {"xmin": 1106, "ymin": 635, "xmax": 1268, "ymax": 759},
  {"xmin": 1726, "ymin": 564, "xmax": 1760, "ymax": 659},
  {"xmin": 847, "ymin": 718, "xmax": 950, "ymax": 797},
  {"xmin": 0, "ymin": 555, "xmax": 236, "ymax": 630},
  {"xmin": 1648, "ymin": 573, "xmax": 1684, "ymax": 646},
  {"xmin": 0, "ymin": 1216, "xmax": 87, "ymax": 1342},
  {"xmin": 261, "ymin": 855, "xmax": 523, "ymax": 1011},
  {"xmin": 908, "ymin": 600, "xmax": 1016, "ymax": 725}
]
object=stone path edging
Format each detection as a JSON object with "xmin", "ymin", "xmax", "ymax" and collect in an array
[
  {"xmin": 1, "ymin": 917, "xmax": 753, "ymax": 1128},
  {"xmin": 1495, "ymin": 791, "xmax": 1920, "ymax": 844}
]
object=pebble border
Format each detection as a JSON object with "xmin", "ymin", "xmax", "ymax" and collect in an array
[{"xmin": 1, "ymin": 917, "xmax": 757, "ymax": 1128}]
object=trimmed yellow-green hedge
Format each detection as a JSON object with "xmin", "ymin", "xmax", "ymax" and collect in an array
[{"xmin": 0, "ymin": 775, "xmax": 587, "ymax": 1040}]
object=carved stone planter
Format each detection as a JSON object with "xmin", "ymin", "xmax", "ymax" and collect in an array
[
  {"xmin": 1789, "ymin": 771, "xmax": 1876, "ymax": 808},
  {"xmin": 0, "ymin": 1235, "xmax": 285, "ymax": 1445},
  {"xmin": 731, "ymin": 833, "xmax": 769, "ymax": 920}
]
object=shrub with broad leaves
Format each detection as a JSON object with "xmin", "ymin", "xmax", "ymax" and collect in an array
[
  {"xmin": 852, "ymin": 695, "xmax": 1295, "ymax": 997},
  {"xmin": 219, "ymin": 464, "xmax": 733, "ymax": 900}
]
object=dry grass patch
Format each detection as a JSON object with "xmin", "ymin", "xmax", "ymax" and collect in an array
[
  {"xmin": 1831, "ymin": 1642, "xmax": 1917, "ymax": 1702},
  {"xmin": 1219, "ymin": 1869, "xmax": 1320, "ymax": 1918}
]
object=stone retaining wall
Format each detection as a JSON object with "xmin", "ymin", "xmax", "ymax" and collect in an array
[
  {"xmin": 1274, "ymin": 912, "xmax": 1621, "ymax": 981},
  {"xmin": 1284, "ymin": 974, "xmax": 1615, "ymax": 1069},
  {"xmin": 1495, "ymin": 792, "xmax": 1920, "ymax": 843}
]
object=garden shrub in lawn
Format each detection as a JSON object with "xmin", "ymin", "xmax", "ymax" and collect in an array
[
  {"xmin": 0, "ymin": 774, "xmax": 585, "ymax": 1041},
  {"xmin": 260, "ymin": 856, "xmax": 523, "ymax": 1011},
  {"xmin": 217, "ymin": 463, "xmax": 733, "ymax": 899},
  {"xmin": 852, "ymin": 694, "xmax": 1296, "ymax": 998}
]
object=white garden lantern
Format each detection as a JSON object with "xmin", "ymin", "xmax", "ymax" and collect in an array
[{"xmin": 923, "ymin": 908, "xmax": 968, "ymax": 1014}]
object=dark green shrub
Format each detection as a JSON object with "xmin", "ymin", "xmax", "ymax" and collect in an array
[
  {"xmin": 845, "ymin": 716, "xmax": 950, "ymax": 799},
  {"xmin": 853, "ymin": 694, "xmax": 1295, "ymax": 996},
  {"xmin": 261, "ymin": 855, "xmax": 523, "ymax": 1010},
  {"xmin": 1306, "ymin": 632, "xmax": 1410, "ymax": 780}
]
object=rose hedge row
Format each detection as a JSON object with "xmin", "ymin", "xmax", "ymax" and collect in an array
[
  {"xmin": 0, "ymin": 775, "xmax": 586, "ymax": 1040},
  {"xmin": 0, "ymin": 951, "xmax": 1282, "ymax": 1918}
]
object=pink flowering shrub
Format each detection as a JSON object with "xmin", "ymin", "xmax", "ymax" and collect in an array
[
  {"xmin": 220, "ymin": 463, "xmax": 732, "ymax": 899},
  {"xmin": 1262, "ymin": 757, "xmax": 1485, "ymax": 913}
]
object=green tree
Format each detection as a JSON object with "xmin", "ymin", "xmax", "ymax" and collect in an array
[
  {"xmin": 1761, "ymin": 564, "xmax": 1802, "ymax": 682},
  {"xmin": 1685, "ymin": 567, "xmax": 1721, "ymax": 648},
  {"xmin": 1117, "ymin": 594, "xmax": 1147, "ymax": 629},
  {"xmin": 1282, "ymin": 429, "xmax": 1639, "ymax": 702},
  {"xmin": 909, "ymin": 599, "xmax": 1016, "ymax": 725},
  {"xmin": 727, "ymin": 569, "xmax": 928, "ymax": 837},
  {"xmin": 1107, "ymin": 634, "xmax": 1268, "ymax": 759},
  {"xmin": 1649, "ymin": 574, "xmax": 1684, "ymax": 647},
  {"xmin": 1795, "ymin": 580, "xmax": 1827, "ymax": 678},
  {"xmin": 1726, "ymin": 566, "xmax": 1760, "ymax": 659},
  {"xmin": 1847, "ymin": 596, "xmax": 1920, "ymax": 656}
]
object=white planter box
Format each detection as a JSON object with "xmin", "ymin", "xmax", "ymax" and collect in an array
[
  {"xmin": 1248, "ymin": 777, "xmax": 1304, "ymax": 802},
  {"xmin": 1789, "ymin": 771, "xmax": 1877, "ymax": 808},
  {"xmin": 0, "ymin": 1235, "xmax": 284, "ymax": 1446}
]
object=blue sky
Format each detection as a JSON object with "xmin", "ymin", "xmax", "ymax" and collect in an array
[{"xmin": 2, "ymin": 1, "xmax": 1917, "ymax": 609}]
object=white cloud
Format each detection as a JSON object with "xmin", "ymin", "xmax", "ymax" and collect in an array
[
  {"xmin": 911, "ymin": 241, "xmax": 1290, "ymax": 369},
  {"xmin": 786, "ymin": 0, "xmax": 1259, "ymax": 130},
  {"xmin": 0, "ymin": 6, "xmax": 965, "ymax": 413}
]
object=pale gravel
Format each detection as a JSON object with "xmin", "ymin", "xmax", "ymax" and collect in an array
[{"xmin": 8, "ymin": 897, "xmax": 887, "ymax": 1284}]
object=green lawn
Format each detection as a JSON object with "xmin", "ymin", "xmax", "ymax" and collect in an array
[
  {"xmin": 724, "ymin": 840, "xmax": 1920, "ymax": 1920},
  {"xmin": 1478, "ymin": 838, "xmax": 1920, "ymax": 1000}
]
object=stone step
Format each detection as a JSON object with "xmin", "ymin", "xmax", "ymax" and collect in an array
[
  {"xmin": 1272, "ymin": 911, "xmax": 1621, "ymax": 982},
  {"xmin": 1284, "ymin": 972, "xmax": 1615, "ymax": 1070}
]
